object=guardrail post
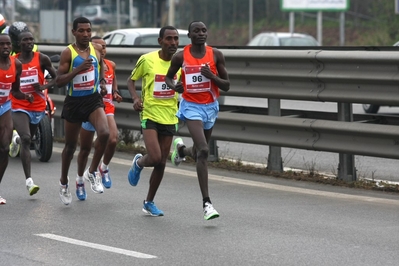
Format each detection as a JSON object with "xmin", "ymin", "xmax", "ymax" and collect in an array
[
  {"xmin": 267, "ymin": 99, "xmax": 283, "ymax": 172},
  {"xmin": 337, "ymin": 103, "xmax": 357, "ymax": 182},
  {"xmin": 208, "ymin": 139, "xmax": 218, "ymax": 162}
]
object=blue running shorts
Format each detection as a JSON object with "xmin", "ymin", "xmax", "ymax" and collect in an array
[
  {"xmin": 0, "ymin": 100, "xmax": 11, "ymax": 116},
  {"xmin": 176, "ymin": 99, "xmax": 219, "ymax": 130},
  {"xmin": 82, "ymin": 121, "xmax": 95, "ymax": 132},
  {"xmin": 12, "ymin": 109, "xmax": 45, "ymax": 124}
]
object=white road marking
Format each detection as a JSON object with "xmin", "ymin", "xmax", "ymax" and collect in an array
[
  {"xmin": 53, "ymin": 147, "xmax": 399, "ymax": 206},
  {"xmin": 35, "ymin": 233, "xmax": 157, "ymax": 259}
]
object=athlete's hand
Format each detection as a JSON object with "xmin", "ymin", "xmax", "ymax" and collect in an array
[
  {"xmin": 79, "ymin": 58, "xmax": 93, "ymax": 71},
  {"xmin": 113, "ymin": 91, "xmax": 122, "ymax": 103},
  {"xmin": 32, "ymin": 83, "xmax": 41, "ymax": 91},
  {"xmin": 174, "ymin": 81, "xmax": 184, "ymax": 93},
  {"xmin": 201, "ymin": 64, "xmax": 214, "ymax": 79},
  {"xmin": 133, "ymin": 98, "xmax": 143, "ymax": 112},
  {"xmin": 25, "ymin": 93, "xmax": 34, "ymax": 103},
  {"xmin": 100, "ymin": 83, "xmax": 107, "ymax": 96}
]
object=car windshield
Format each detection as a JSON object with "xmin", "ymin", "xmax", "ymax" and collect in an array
[
  {"xmin": 84, "ymin": 7, "xmax": 97, "ymax": 16},
  {"xmin": 136, "ymin": 34, "xmax": 191, "ymax": 46},
  {"xmin": 279, "ymin": 37, "xmax": 318, "ymax": 46}
]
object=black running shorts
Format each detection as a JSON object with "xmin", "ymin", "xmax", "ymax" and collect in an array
[{"xmin": 61, "ymin": 93, "xmax": 104, "ymax": 123}]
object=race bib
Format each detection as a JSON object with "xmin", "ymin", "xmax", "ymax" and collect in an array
[
  {"xmin": 153, "ymin": 74, "xmax": 176, "ymax": 98},
  {"xmin": 103, "ymin": 77, "xmax": 113, "ymax": 102},
  {"xmin": 20, "ymin": 69, "xmax": 39, "ymax": 93},
  {"xmin": 184, "ymin": 65, "xmax": 210, "ymax": 93},
  {"xmin": 72, "ymin": 66, "xmax": 95, "ymax": 91},
  {"xmin": 0, "ymin": 82, "xmax": 12, "ymax": 104}
]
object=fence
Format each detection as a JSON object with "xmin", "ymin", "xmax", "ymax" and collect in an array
[{"xmin": 39, "ymin": 44, "xmax": 399, "ymax": 182}]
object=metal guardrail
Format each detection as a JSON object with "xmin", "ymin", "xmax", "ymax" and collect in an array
[{"xmin": 41, "ymin": 45, "xmax": 399, "ymax": 182}]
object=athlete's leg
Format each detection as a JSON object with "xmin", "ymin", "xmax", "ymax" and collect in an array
[
  {"xmin": 101, "ymin": 115, "xmax": 118, "ymax": 165},
  {"xmin": 12, "ymin": 112, "xmax": 36, "ymax": 179},
  {"xmin": 77, "ymin": 127, "xmax": 95, "ymax": 177},
  {"xmin": 0, "ymin": 110, "xmax": 13, "ymax": 183},
  {"xmin": 185, "ymin": 119, "xmax": 211, "ymax": 199},
  {"xmin": 60, "ymin": 120, "xmax": 81, "ymax": 185},
  {"xmin": 88, "ymin": 107, "xmax": 109, "ymax": 173},
  {"xmin": 141, "ymin": 129, "xmax": 173, "ymax": 201}
]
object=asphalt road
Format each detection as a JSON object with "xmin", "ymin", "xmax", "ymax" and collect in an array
[{"xmin": 1, "ymin": 144, "xmax": 399, "ymax": 266}]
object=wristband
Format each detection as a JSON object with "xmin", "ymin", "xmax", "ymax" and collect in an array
[{"xmin": 99, "ymin": 78, "xmax": 106, "ymax": 84}]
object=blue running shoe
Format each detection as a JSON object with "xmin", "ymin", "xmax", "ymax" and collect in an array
[
  {"xmin": 128, "ymin": 153, "xmax": 143, "ymax": 186},
  {"xmin": 99, "ymin": 166, "xmax": 112, "ymax": 189},
  {"xmin": 142, "ymin": 200, "xmax": 164, "ymax": 216},
  {"xmin": 76, "ymin": 181, "xmax": 87, "ymax": 201}
]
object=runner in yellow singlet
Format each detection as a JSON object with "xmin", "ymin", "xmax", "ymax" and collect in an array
[{"xmin": 126, "ymin": 26, "xmax": 181, "ymax": 216}]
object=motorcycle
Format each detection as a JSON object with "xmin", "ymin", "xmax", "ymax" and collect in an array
[{"xmin": 10, "ymin": 54, "xmax": 59, "ymax": 162}]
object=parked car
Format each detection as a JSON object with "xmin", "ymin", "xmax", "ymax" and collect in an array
[
  {"xmin": 82, "ymin": 4, "xmax": 130, "ymax": 26},
  {"xmin": 247, "ymin": 32, "xmax": 320, "ymax": 46},
  {"xmin": 73, "ymin": 4, "xmax": 86, "ymax": 19},
  {"xmin": 362, "ymin": 41, "xmax": 399, "ymax": 113},
  {"xmin": 102, "ymin": 28, "xmax": 191, "ymax": 46}
]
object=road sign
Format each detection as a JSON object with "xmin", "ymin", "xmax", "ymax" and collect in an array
[{"xmin": 281, "ymin": 0, "xmax": 349, "ymax": 11}]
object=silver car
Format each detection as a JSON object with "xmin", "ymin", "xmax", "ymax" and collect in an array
[
  {"xmin": 82, "ymin": 5, "xmax": 130, "ymax": 26},
  {"xmin": 247, "ymin": 32, "xmax": 320, "ymax": 46},
  {"xmin": 102, "ymin": 28, "xmax": 191, "ymax": 46}
]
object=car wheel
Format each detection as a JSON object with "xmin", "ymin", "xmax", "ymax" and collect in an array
[{"xmin": 362, "ymin": 104, "xmax": 380, "ymax": 114}]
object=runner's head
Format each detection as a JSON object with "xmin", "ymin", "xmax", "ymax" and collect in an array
[
  {"xmin": 18, "ymin": 31, "xmax": 35, "ymax": 53},
  {"xmin": 72, "ymin": 17, "xmax": 92, "ymax": 48},
  {"xmin": 158, "ymin": 26, "xmax": 179, "ymax": 57},
  {"xmin": 0, "ymin": 33, "xmax": 12, "ymax": 58},
  {"xmin": 91, "ymin": 36, "xmax": 106, "ymax": 60},
  {"xmin": 8, "ymin": 21, "xmax": 30, "ymax": 52}
]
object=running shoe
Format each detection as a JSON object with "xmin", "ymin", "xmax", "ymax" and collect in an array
[
  {"xmin": 83, "ymin": 168, "xmax": 104, "ymax": 194},
  {"xmin": 203, "ymin": 202, "xmax": 220, "ymax": 220},
  {"xmin": 0, "ymin": 196, "xmax": 6, "ymax": 205},
  {"xmin": 26, "ymin": 179, "xmax": 40, "ymax": 196},
  {"xmin": 76, "ymin": 181, "xmax": 87, "ymax": 201},
  {"xmin": 142, "ymin": 200, "xmax": 164, "ymax": 216},
  {"xmin": 59, "ymin": 182, "xmax": 72, "ymax": 205},
  {"xmin": 128, "ymin": 153, "xmax": 143, "ymax": 186},
  {"xmin": 99, "ymin": 166, "xmax": 112, "ymax": 189},
  {"xmin": 9, "ymin": 130, "xmax": 20, "ymax": 158},
  {"xmin": 171, "ymin": 138, "xmax": 185, "ymax": 166}
]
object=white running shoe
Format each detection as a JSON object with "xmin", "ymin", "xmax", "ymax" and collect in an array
[
  {"xmin": 171, "ymin": 138, "xmax": 186, "ymax": 166},
  {"xmin": 203, "ymin": 202, "xmax": 220, "ymax": 220},
  {"xmin": 84, "ymin": 168, "xmax": 104, "ymax": 194},
  {"xmin": 0, "ymin": 196, "xmax": 6, "ymax": 205},
  {"xmin": 9, "ymin": 130, "xmax": 20, "ymax": 158},
  {"xmin": 26, "ymin": 178, "xmax": 40, "ymax": 196},
  {"xmin": 59, "ymin": 182, "xmax": 72, "ymax": 205}
]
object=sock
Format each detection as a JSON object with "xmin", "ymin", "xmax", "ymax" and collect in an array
[
  {"xmin": 26, "ymin": 177, "xmax": 33, "ymax": 186},
  {"xmin": 76, "ymin": 175, "xmax": 84, "ymax": 184},
  {"xmin": 178, "ymin": 145, "xmax": 186, "ymax": 158},
  {"xmin": 203, "ymin": 197, "xmax": 211, "ymax": 207},
  {"xmin": 136, "ymin": 157, "xmax": 142, "ymax": 168},
  {"xmin": 101, "ymin": 162, "xmax": 108, "ymax": 171}
]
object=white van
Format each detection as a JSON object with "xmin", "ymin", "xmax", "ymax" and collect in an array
[{"xmin": 82, "ymin": 5, "xmax": 130, "ymax": 26}]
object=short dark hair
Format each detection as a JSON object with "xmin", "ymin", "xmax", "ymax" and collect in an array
[
  {"xmin": 188, "ymin": 21, "xmax": 202, "ymax": 33},
  {"xmin": 159, "ymin": 26, "xmax": 177, "ymax": 38},
  {"xmin": 90, "ymin": 36, "xmax": 102, "ymax": 41},
  {"xmin": 73, "ymin": 17, "xmax": 91, "ymax": 30}
]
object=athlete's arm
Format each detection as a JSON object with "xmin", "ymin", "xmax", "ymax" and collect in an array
[
  {"xmin": 127, "ymin": 74, "xmax": 143, "ymax": 112},
  {"xmin": 95, "ymin": 47, "xmax": 107, "ymax": 97},
  {"xmin": 110, "ymin": 60, "xmax": 122, "ymax": 103},
  {"xmin": 201, "ymin": 48, "xmax": 230, "ymax": 92},
  {"xmin": 56, "ymin": 47, "xmax": 92, "ymax": 87},
  {"xmin": 39, "ymin": 53, "xmax": 57, "ymax": 91},
  {"xmin": 11, "ymin": 58, "xmax": 33, "ymax": 102},
  {"xmin": 165, "ymin": 51, "xmax": 184, "ymax": 93}
]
